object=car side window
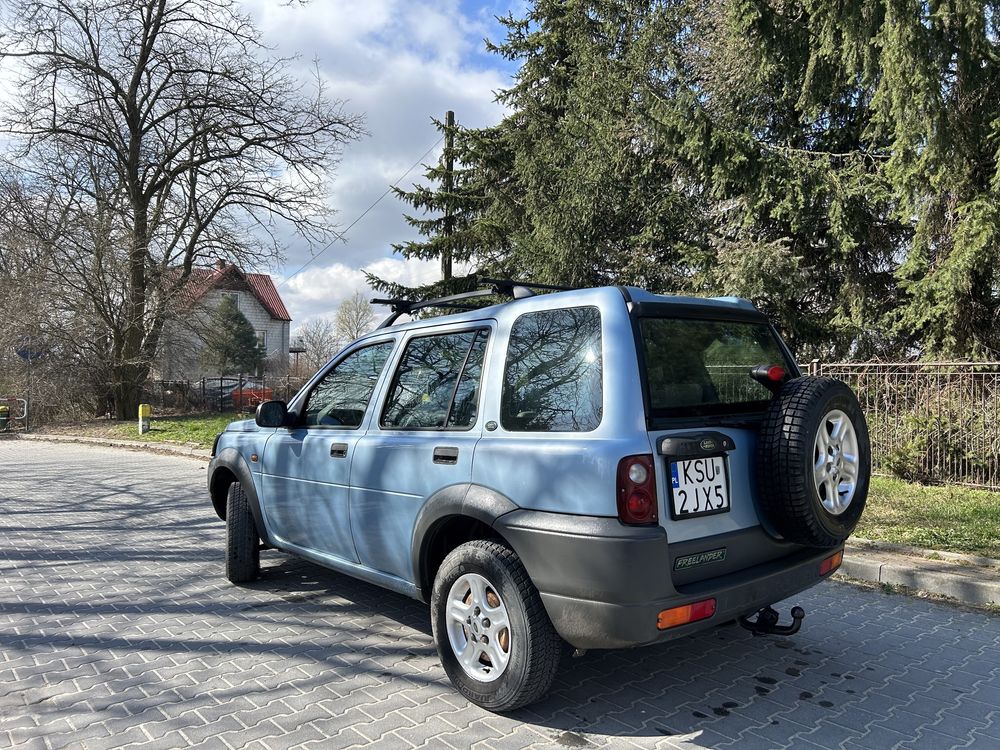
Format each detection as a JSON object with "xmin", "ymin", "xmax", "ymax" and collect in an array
[
  {"xmin": 303, "ymin": 342, "xmax": 394, "ymax": 428},
  {"xmin": 447, "ymin": 330, "xmax": 489, "ymax": 428},
  {"xmin": 382, "ymin": 329, "xmax": 489, "ymax": 430},
  {"xmin": 501, "ymin": 307, "xmax": 603, "ymax": 432}
]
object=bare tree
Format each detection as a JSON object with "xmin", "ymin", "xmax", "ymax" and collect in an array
[
  {"xmin": 334, "ymin": 291, "xmax": 375, "ymax": 343},
  {"xmin": 0, "ymin": 0, "xmax": 364, "ymax": 418},
  {"xmin": 296, "ymin": 316, "xmax": 340, "ymax": 373}
]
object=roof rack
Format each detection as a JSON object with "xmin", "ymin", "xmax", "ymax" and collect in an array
[{"xmin": 372, "ymin": 277, "xmax": 576, "ymax": 329}]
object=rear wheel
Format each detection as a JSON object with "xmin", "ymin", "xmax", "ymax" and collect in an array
[
  {"xmin": 757, "ymin": 377, "xmax": 871, "ymax": 547},
  {"xmin": 225, "ymin": 481, "xmax": 260, "ymax": 583},
  {"xmin": 431, "ymin": 540, "xmax": 561, "ymax": 712}
]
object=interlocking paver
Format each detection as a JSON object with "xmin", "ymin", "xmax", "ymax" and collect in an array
[{"xmin": 1, "ymin": 441, "xmax": 999, "ymax": 749}]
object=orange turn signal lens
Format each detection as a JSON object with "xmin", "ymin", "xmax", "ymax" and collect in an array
[
  {"xmin": 656, "ymin": 598, "xmax": 717, "ymax": 630},
  {"xmin": 819, "ymin": 550, "xmax": 844, "ymax": 576}
]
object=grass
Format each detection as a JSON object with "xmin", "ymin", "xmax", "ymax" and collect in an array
[
  {"xmin": 857, "ymin": 476, "xmax": 1000, "ymax": 559},
  {"xmin": 44, "ymin": 412, "xmax": 246, "ymax": 450}
]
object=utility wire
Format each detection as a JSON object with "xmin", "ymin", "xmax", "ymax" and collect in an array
[{"xmin": 276, "ymin": 134, "xmax": 446, "ymax": 289}]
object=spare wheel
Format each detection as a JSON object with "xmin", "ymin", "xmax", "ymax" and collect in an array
[{"xmin": 756, "ymin": 377, "xmax": 871, "ymax": 548}]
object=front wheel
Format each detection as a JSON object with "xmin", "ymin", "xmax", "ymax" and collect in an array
[
  {"xmin": 431, "ymin": 540, "xmax": 561, "ymax": 712},
  {"xmin": 225, "ymin": 481, "xmax": 260, "ymax": 583}
]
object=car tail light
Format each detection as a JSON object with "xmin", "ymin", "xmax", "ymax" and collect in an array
[
  {"xmin": 657, "ymin": 598, "xmax": 716, "ymax": 630},
  {"xmin": 617, "ymin": 454, "xmax": 657, "ymax": 525},
  {"xmin": 819, "ymin": 550, "xmax": 844, "ymax": 576}
]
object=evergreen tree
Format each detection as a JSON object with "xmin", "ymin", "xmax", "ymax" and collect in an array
[
  {"xmin": 381, "ymin": 0, "xmax": 999, "ymax": 359},
  {"xmin": 483, "ymin": 0, "xmax": 707, "ymax": 289},
  {"xmin": 369, "ymin": 116, "xmax": 508, "ymax": 301},
  {"xmin": 710, "ymin": 0, "xmax": 1000, "ymax": 357},
  {"xmin": 202, "ymin": 296, "xmax": 263, "ymax": 375}
]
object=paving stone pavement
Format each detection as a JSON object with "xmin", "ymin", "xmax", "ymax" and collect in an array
[{"xmin": 1, "ymin": 440, "xmax": 999, "ymax": 750}]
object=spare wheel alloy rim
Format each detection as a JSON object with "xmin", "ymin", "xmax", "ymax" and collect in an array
[
  {"xmin": 813, "ymin": 408, "xmax": 860, "ymax": 516},
  {"xmin": 445, "ymin": 573, "xmax": 512, "ymax": 682}
]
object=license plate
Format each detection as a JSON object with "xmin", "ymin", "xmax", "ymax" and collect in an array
[{"xmin": 670, "ymin": 456, "xmax": 730, "ymax": 519}]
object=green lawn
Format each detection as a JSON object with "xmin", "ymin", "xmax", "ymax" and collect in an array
[
  {"xmin": 857, "ymin": 476, "xmax": 1000, "ymax": 559},
  {"xmin": 47, "ymin": 412, "xmax": 247, "ymax": 450},
  {"xmin": 130, "ymin": 412, "xmax": 247, "ymax": 448}
]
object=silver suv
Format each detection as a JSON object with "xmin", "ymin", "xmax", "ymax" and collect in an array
[{"xmin": 208, "ymin": 281, "xmax": 870, "ymax": 711}]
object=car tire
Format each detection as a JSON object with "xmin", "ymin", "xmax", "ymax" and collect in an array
[
  {"xmin": 756, "ymin": 377, "xmax": 871, "ymax": 548},
  {"xmin": 225, "ymin": 481, "xmax": 260, "ymax": 583},
  {"xmin": 431, "ymin": 540, "xmax": 561, "ymax": 712}
]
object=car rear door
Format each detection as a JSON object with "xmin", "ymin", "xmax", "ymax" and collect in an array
[
  {"xmin": 637, "ymin": 313, "xmax": 803, "ymax": 582},
  {"xmin": 259, "ymin": 339, "xmax": 396, "ymax": 562},
  {"xmin": 349, "ymin": 323, "xmax": 493, "ymax": 582}
]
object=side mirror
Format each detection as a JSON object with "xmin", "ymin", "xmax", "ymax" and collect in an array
[{"xmin": 255, "ymin": 400, "xmax": 289, "ymax": 428}]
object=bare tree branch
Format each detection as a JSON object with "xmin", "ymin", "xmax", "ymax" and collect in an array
[{"xmin": 0, "ymin": 0, "xmax": 364, "ymax": 417}]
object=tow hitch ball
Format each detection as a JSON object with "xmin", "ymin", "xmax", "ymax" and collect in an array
[{"xmin": 739, "ymin": 605, "xmax": 805, "ymax": 636}]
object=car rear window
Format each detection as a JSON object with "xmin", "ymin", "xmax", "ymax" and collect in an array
[{"xmin": 641, "ymin": 317, "xmax": 792, "ymax": 417}]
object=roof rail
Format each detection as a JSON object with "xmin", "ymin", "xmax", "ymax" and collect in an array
[
  {"xmin": 371, "ymin": 277, "xmax": 577, "ymax": 329},
  {"xmin": 478, "ymin": 277, "xmax": 575, "ymax": 296}
]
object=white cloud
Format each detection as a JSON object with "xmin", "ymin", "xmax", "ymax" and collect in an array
[{"xmin": 284, "ymin": 256, "xmax": 451, "ymax": 328}]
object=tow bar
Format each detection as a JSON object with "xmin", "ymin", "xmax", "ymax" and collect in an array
[{"xmin": 739, "ymin": 605, "xmax": 805, "ymax": 636}]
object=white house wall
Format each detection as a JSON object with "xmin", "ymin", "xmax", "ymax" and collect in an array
[{"xmin": 156, "ymin": 288, "xmax": 290, "ymax": 380}]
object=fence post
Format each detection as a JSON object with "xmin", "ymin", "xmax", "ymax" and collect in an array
[
  {"xmin": 809, "ymin": 358, "xmax": 821, "ymax": 377},
  {"xmin": 219, "ymin": 376, "xmax": 224, "ymax": 413}
]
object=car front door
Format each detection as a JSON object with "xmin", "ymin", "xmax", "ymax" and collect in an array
[
  {"xmin": 260, "ymin": 339, "xmax": 396, "ymax": 562},
  {"xmin": 349, "ymin": 324, "xmax": 492, "ymax": 582}
]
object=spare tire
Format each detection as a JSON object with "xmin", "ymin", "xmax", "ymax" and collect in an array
[{"xmin": 756, "ymin": 377, "xmax": 871, "ymax": 548}]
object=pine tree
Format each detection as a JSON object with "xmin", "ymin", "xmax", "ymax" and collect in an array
[
  {"xmin": 482, "ymin": 0, "xmax": 708, "ymax": 289},
  {"xmin": 380, "ymin": 0, "xmax": 999, "ymax": 359},
  {"xmin": 715, "ymin": 0, "xmax": 1000, "ymax": 357},
  {"xmin": 202, "ymin": 296, "xmax": 263, "ymax": 375},
  {"xmin": 368, "ymin": 116, "xmax": 506, "ymax": 300}
]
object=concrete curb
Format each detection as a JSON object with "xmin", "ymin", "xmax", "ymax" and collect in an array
[
  {"xmin": 15, "ymin": 433, "xmax": 211, "ymax": 461},
  {"xmin": 848, "ymin": 536, "xmax": 1000, "ymax": 570},
  {"xmin": 841, "ymin": 541, "xmax": 1000, "ymax": 608}
]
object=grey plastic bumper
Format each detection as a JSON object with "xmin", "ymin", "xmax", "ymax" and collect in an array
[{"xmin": 495, "ymin": 509, "xmax": 839, "ymax": 650}]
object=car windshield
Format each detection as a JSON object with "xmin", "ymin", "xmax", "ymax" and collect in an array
[{"xmin": 640, "ymin": 317, "xmax": 793, "ymax": 417}]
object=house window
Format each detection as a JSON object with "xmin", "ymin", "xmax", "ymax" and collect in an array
[
  {"xmin": 221, "ymin": 291, "xmax": 239, "ymax": 309},
  {"xmin": 256, "ymin": 330, "xmax": 267, "ymax": 351}
]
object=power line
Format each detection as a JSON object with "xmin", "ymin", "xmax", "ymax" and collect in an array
[{"xmin": 276, "ymin": 134, "xmax": 446, "ymax": 289}]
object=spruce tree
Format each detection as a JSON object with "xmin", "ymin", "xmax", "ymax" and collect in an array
[
  {"xmin": 714, "ymin": 0, "xmax": 1000, "ymax": 357},
  {"xmin": 202, "ymin": 296, "xmax": 263, "ymax": 375},
  {"xmin": 369, "ymin": 116, "xmax": 506, "ymax": 301}
]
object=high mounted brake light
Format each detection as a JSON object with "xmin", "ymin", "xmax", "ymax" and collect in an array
[
  {"xmin": 750, "ymin": 364, "xmax": 789, "ymax": 393},
  {"xmin": 617, "ymin": 454, "xmax": 657, "ymax": 525}
]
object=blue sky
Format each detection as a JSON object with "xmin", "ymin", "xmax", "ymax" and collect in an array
[{"xmin": 240, "ymin": 0, "xmax": 525, "ymax": 328}]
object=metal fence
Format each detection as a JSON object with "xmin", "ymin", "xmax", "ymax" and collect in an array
[
  {"xmin": 810, "ymin": 360, "xmax": 1000, "ymax": 490},
  {"xmin": 144, "ymin": 375, "xmax": 308, "ymax": 414}
]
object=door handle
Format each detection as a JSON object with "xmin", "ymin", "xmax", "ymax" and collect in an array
[
  {"xmin": 433, "ymin": 446, "xmax": 459, "ymax": 465},
  {"xmin": 329, "ymin": 442, "xmax": 348, "ymax": 458}
]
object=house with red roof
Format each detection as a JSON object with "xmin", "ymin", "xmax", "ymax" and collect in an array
[{"xmin": 156, "ymin": 260, "xmax": 292, "ymax": 379}]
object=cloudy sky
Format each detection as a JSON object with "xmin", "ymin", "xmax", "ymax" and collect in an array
[{"xmin": 240, "ymin": 0, "xmax": 522, "ymax": 330}]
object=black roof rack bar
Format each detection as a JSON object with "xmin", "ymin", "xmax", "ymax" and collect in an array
[
  {"xmin": 372, "ymin": 288, "xmax": 498, "ymax": 329},
  {"xmin": 372, "ymin": 277, "xmax": 576, "ymax": 329}
]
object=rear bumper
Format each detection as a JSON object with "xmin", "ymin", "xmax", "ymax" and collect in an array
[{"xmin": 495, "ymin": 510, "xmax": 839, "ymax": 650}]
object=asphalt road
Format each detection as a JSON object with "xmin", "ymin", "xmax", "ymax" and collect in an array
[{"xmin": 1, "ymin": 440, "xmax": 998, "ymax": 749}]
